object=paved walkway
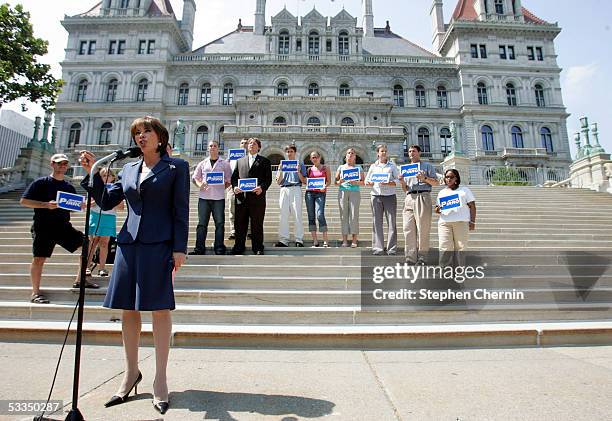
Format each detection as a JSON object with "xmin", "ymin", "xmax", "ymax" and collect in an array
[{"xmin": 1, "ymin": 343, "xmax": 612, "ymax": 420}]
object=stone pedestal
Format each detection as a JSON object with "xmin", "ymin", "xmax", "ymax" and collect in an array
[
  {"xmin": 14, "ymin": 145, "xmax": 53, "ymax": 185},
  {"xmin": 569, "ymin": 153, "xmax": 612, "ymax": 193},
  {"xmin": 442, "ymin": 154, "xmax": 471, "ymax": 185}
]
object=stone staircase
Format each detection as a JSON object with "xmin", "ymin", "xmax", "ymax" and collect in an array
[{"xmin": 0, "ymin": 185, "xmax": 611, "ymax": 349}]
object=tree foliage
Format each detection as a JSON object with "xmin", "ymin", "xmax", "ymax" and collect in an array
[{"xmin": 0, "ymin": 3, "xmax": 63, "ymax": 110}]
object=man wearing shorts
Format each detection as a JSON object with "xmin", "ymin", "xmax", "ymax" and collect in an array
[{"xmin": 20, "ymin": 153, "xmax": 88, "ymax": 304}]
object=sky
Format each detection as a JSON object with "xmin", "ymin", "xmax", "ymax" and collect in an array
[{"xmin": 3, "ymin": 0, "xmax": 612, "ymax": 156}]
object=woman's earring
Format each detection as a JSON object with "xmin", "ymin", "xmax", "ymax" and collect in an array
[{"xmin": 158, "ymin": 143, "xmax": 161, "ymax": 146}]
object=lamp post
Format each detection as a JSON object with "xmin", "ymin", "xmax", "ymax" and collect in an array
[
  {"xmin": 574, "ymin": 132, "xmax": 583, "ymax": 160},
  {"xmin": 590, "ymin": 122, "xmax": 605, "ymax": 154},
  {"xmin": 579, "ymin": 116, "xmax": 593, "ymax": 157}
]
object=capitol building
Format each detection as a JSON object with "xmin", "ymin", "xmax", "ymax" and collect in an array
[{"xmin": 54, "ymin": 0, "xmax": 571, "ymax": 183}]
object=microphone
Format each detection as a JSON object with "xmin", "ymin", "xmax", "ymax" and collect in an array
[{"xmin": 88, "ymin": 147, "xmax": 142, "ymax": 187}]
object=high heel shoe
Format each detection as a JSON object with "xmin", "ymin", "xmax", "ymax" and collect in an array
[
  {"xmin": 153, "ymin": 399, "xmax": 169, "ymax": 414},
  {"xmin": 104, "ymin": 371, "xmax": 142, "ymax": 408}
]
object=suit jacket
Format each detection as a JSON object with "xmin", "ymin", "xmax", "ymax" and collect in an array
[
  {"xmin": 231, "ymin": 154, "xmax": 272, "ymax": 205},
  {"xmin": 82, "ymin": 154, "xmax": 190, "ymax": 253}
]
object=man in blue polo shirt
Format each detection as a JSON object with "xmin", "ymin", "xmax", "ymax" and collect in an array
[
  {"xmin": 400, "ymin": 144, "xmax": 439, "ymax": 265},
  {"xmin": 275, "ymin": 144, "xmax": 307, "ymax": 247},
  {"xmin": 20, "ymin": 153, "xmax": 88, "ymax": 304}
]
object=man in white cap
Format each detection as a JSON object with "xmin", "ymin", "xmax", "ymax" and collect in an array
[{"xmin": 20, "ymin": 153, "xmax": 93, "ymax": 304}]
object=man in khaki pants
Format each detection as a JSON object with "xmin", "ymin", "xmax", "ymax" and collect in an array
[
  {"xmin": 227, "ymin": 138, "xmax": 249, "ymax": 239},
  {"xmin": 400, "ymin": 145, "xmax": 439, "ymax": 265}
]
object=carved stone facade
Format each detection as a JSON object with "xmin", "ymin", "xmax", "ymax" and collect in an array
[{"xmin": 54, "ymin": 0, "xmax": 571, "ymax": 178}]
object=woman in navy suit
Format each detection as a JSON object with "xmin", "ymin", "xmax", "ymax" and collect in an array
[{"xmin": 80, "ymin": 116, "xmax": 189, "ymax": 414}]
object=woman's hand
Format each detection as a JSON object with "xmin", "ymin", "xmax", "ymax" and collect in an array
[
  {"xmin": 79, "ymin": 151, "xmax": 96, "ymax": 174},
  {"xmin": 173, "ymin": 252, "xmax": 186, "ymax": 271},
  {"xmin": 434, "ymin": 205, "xmax": 441, "ymax": 214}
]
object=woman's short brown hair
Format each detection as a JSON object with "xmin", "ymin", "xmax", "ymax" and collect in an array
[{"xmin": 130, "ymin": 116, "xmax": 169, "ymax": 154}]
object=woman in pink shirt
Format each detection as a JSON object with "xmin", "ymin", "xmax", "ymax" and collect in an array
[{"xmin": 305, "ymin": 151, "xmax": 331, "ymax": 247}]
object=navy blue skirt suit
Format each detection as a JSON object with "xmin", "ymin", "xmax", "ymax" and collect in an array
[{"xmin": 83, "ymin": 154, "xmax": 190, "ymax": 311}]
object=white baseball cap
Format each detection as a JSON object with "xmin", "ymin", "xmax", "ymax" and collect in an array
[{"xmin": 50, "ymin": 153, "xmax": 70, "ymax": 163}]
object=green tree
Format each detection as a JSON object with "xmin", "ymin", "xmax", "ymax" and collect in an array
[{"xmin": 0, "ymin": 3, "xmax": 63, "ymax": 110}]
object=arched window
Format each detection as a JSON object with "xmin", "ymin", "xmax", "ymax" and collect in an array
[
  {"xmin": 99, "ymin": 122, "xmax": 113, "ymax": 145},
  {"xmin": 106, "ymin": 79, "xmax": 118, "ymax": 102},
  {"xmin": 541, "ymin": 127, "xmax": 553, "ymax": 153},
  {"xmin": 307, "ymin": 116, "xmax": 321, "ymax": 126},
  {"xmin": 277, "ymin": 82, "xmax": 288, "ymax": 96},
  {"xmin": 195, "ymin": 125, "xmax": 208, "ymax": 151},
  {"xmin": 136, "ymin": 78, "xmax": 148, "ymax": 102},
  {"xmin": 511, "ymin": 126, "xmax": 524, "ymax": 148},
  {"xmin": 417, "ymin": 127, "xmax": 431, "ymax": 153},
  {"xmin": 481, "ymin": 125, "xmax": 494, "ymax": 151},
  {"xmin": 76, "ymin": 79, "xmax": 88, "ymax": 102},
  {"xmin": 68, "ymin": 123, "xmax": 81, "ymax": 147},
  {"xmin": 341, "ymin": 117, "xmax": 355, "ymax": 126},
  {"xmin": 440, "ymin": 127, "xmax": 451, "ymax": 155},
  {"xmin": 415, "ymin": 85, "xmax": 426, "ymax": 108},
  {"xmin": 338, "ymin": 32, "xmax": 349, "ymax": 55},
  {"xmin": 339, "ymin": 83, "xmax": 350, "ymax": 97},
  {"xmin": 506, "ymin": 83, "xmax": 517, "ymax": 106},
  {"xmin": 495, "ymin": 0, "xmax": 504, "ymax": 14},
  {"xmin": 477, "ymin": 82, "xmax": 488, "ymax": 105},
  {"xmin": 535, "ymin": 84, "xmax": 545, "ymax": 107},
  {"xmin": 278, "ymin": 31, "xmax": 290, "ymax": 55},
  {"xmin": 437, "ymin": 85, "xmax": 448, "ymax": 108},
  {"xmin": 308, "ymin": 31, "xmax": 320, "ymax": 55},
  {"xmin": 393, "ymin": 85, "xmax": 404, "ymax": 107},
  {"xmin": 177, "ymin": 83, "xmax": 189, "ymax": 106},
  {"xmin": 308, "ymin": 82, "xmax": 319, "ymax": 97},
  {"xmin": 273, "ymin": 116, "xmax": 287, "ymax": 126},
  {"xmin": 200, "ymin": 83, "xmax": 211, "ymax": 105},
  {"xmin": 222, "ymin": 83, "xmax": 234, "ymax": 106},
  {"xmin": 403, "ymin": 127, "xmax": 409, "ymax": 157}
]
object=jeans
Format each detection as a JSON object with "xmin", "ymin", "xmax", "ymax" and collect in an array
[
  {"xmin": 305, "ymin": 191, "xmax": 328, "ymax": 232},
  {"xmin": 195, "ymin": 198, "xmax": 226, "ymax": 254}
]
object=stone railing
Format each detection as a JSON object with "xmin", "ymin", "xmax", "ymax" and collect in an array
[
  {"xmin": 173, "ymin": 53, "xmax": 455, "ymax": 66},
  {"xmin": 237, "ymin": 95, "xmax": 392, "ymax": 104},
  {"xmin": 0, "ymin": 164, "xmax": 25, "ymax": 194},
  {"xmin": 223, "ymin": 125, "xmax": 405, "ymax": 136}
]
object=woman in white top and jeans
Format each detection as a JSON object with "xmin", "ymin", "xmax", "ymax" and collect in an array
[{"xmin": 434, "ymin": 169, "xmax": 476, "ymax": 267}]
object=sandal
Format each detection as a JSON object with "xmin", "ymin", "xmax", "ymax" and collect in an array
[
  {"xmin": 98, "ymin": 269, "xmax": 109, "ymax": 277},
  {"xmin": 341, "ymin": 242, "xmax": 349, "ymax": 247},
  {"xmin": 30, "ymin": 294, "xmax": 50, "ymax": 304},
  {"xmin": 351, "ymin": 241, "xmax": 358, "ymax": 248},
  {"xmin": 73, "ymin": 280, "xmax": 100, "ymax": 289}
]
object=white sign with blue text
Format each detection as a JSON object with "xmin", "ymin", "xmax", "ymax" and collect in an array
[
  {"xmin": 369, "ymin": 173, "xmax": 391, "ymax": 184},
  {"xmin": 56, "ymin": 191, "xmax": 85, "ymax": 212},
  {"xmin": 280, "ymin": 160, "xmax": 299, "ymax": 172},
  {"xmin": 400, "ymin": 163, "xmax": 420, "ymax": 178},
  {"xmin": 228, "ymin": 149, "xmax": 247, "ymax": 161},
  {"xmin": 439, "ymin": 193, "xmax": 461, "ymax": 213},
  {"xmin": 238, "ymin": 178, "xmax": 258, "ymax": 192},
  {"xmin": 342, "ymin": 167, "xmax": 360, "ymax": 182},
  {"xmin": 205, "ymin": 172, "xmax": 225, "ymax": 185},
  {"xmin": 306, "ymin": 177, "xmax": 326, "ymax": 190}
]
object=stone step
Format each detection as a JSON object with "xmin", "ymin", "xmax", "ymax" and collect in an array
[
  {"xmin": 1, "ymin": 320, "xmax": 611, "ymax": 348},
  {"xmin": 3, "ymin": 286, "xmax": 612, "ymax": 306},
  {"xmin": 1, "ymin": 301, "xmax": 612, "ymax": 325}
]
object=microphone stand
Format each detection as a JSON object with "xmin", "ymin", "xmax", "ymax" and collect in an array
[{"xmin": 62, "ymin": 152, "xmax": 122, "ymax": 421}]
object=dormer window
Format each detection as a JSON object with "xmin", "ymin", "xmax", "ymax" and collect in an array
[
  {"xmin": 278, "ymin": 31, "xmax": 290, "ymax": 55},
  {"xmin": 495, "ymin": 0, "xmax": 504, "ymax": 14}
]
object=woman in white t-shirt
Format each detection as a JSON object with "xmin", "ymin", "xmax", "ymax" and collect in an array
[{"xmin": 434, "ymin": 169, "xmax": 476, "ymax": 267}]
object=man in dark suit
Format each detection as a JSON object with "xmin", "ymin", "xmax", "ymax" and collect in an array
[{"xmin": 230, "ymin": 137, "xmax": 272, "ymax": 255}]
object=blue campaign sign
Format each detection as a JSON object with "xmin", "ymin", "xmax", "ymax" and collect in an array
[
  {"xmin": 369, "ymin": 173, "xmax": 390, "ymax": 184},
  {"xmin": 400, "ymin": 163, "xmax": 420, "ymax": 178},
  {"xmin": 205, "ymin": 172, "xmax": 225, "ymax": 185},
  {"xmin": 238, "ymin": 178, "xmax": 258, "ymax": 192},
  {"xmin": 280, "ymin": 160, "xmax": 299, "ymax": 172},
  {"xmin": 228, "ymin": 149, "xmax": 247, "ymax": 161},
  {"xmin": 56, "ymin": 191, "xmax": 85, "ymax": 212},
  {"xmin": 439, "ymin": 193, "xmax": 461, "ymax": 211},
  {"xmin": 307, "ymin": 177, "xmax": 326, "ymax": 190},
  {"xmin": 342, "ymin": 167, "xmax": 360, "ymax": 182}
]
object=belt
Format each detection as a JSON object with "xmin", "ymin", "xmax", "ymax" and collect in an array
[
  {"xmin": 281, "ymin": 184, "xmax": 301, "ymax": 188},
  {"xmin": 408, "ymin": 190, "xmax": 431, "ymax": 194}
]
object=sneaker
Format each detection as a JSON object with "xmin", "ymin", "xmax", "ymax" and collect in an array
[
  {"xmin": 295, "ymin": 241, "xmax": 304, "ymax": 247},
  {"xmin": 372, "ymin": 250, "xmax": 384, "ymax": 256},
  {"xmin": 416, "ymin": 257, "xmax": 427, "ymax": 266},
  {"xmin": 274, "ymin": 242, "xmax": 289, "ymax": 247},
  {"xmin": 188, "ymin": 249, "xmax": 206, "ymax": 255},
  {"xmin": 98, "ymin": 269, "xmax": 109, "ymax": 277},
  {"xmin": 228, "ymin": 233, "xmax": 235, "ymax": 240}
]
